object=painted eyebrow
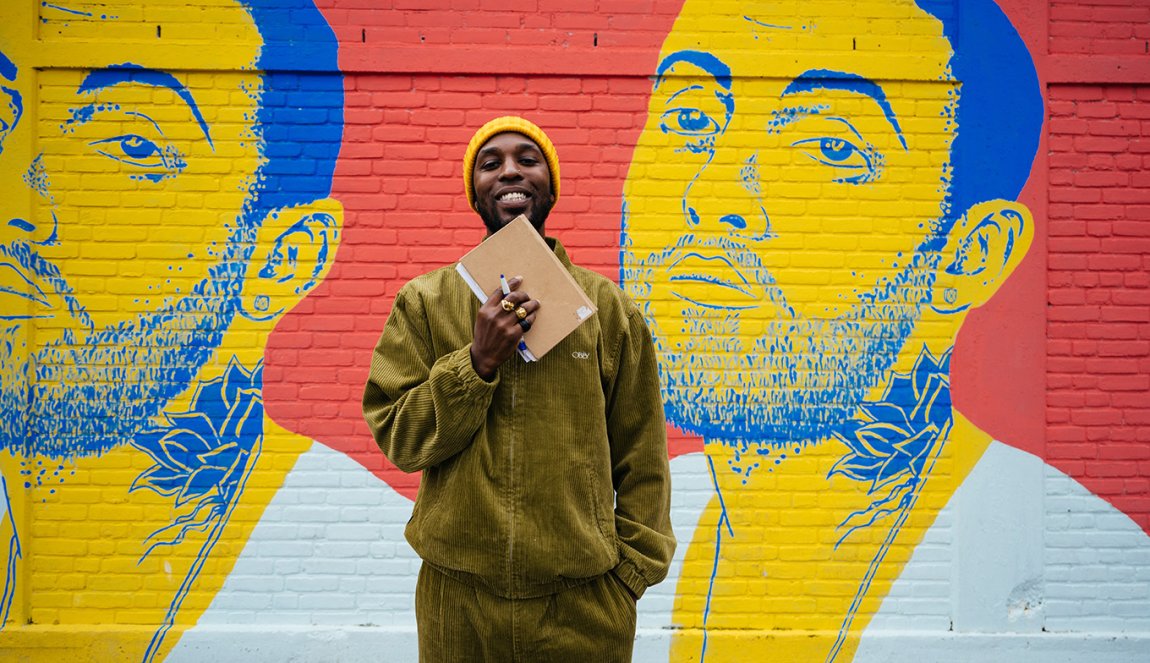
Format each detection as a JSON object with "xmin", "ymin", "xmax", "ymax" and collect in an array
[
  {"xmin": 781, "ymin": 69, "xmax": 907, "ymax": 150},
  {"xmin": 665, "ymin": 85, "xmax": 705, "ymax": 106},
  {"xmin": 0, "ymin": 52, "xmax": 16, "ymax": 82},
  {"xmin": 654, "ymin": 50, "xmax": 732, "ymax": 92},
  {"xmin": 77, "ymin": 63, "xmax": 214, "ymax": 148}
]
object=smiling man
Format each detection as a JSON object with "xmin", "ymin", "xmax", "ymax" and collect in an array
[
  {"xmin": 621, "ymin": 0, "xmax": 1148, "ymax": 661},
  {"xmin": 364, "ymin": 116, "xmax": 674, "ymax": 662},
  {"xmin": 0, "ymin": 1, "xmax": 343, "ymax": 659}
]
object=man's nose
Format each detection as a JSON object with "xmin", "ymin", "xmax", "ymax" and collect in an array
[
  {"xmin": 0, "ymin": 84, "xmax": 23, "ymax": 156},
  {"xmin": 0, "ymin": 92, "xmax": 37, "ymax": 244},
  {"xmin": 0, "ymin": 84, "xmax": 53, "ymax": 245},
  {"xmin": 683, "ymin": 153, "xmax": 772, "ymax": 241},
  {"xmin": 497, "ymin": 158, "xmax": 522, "ymax": 180}
]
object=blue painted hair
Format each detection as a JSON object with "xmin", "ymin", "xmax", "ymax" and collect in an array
[
  {"xmin": 916, "ymin": 0, "xmax": 1042, "ymax": 244},
  {"xmin": 239, "ymin": 0, "xmax": 343, "ymax": 229}
]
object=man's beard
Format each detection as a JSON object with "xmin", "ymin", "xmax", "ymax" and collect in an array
[
  {"xmin": 477, "ymin": 196, "xmax": 554, "ymax": 236},
  {"xmin": 622, "ymin": 236, "xmax": 937, "ymax": 455},
  {"xmin": 0, "ymin": 240, "xmax": 244, "ymax": 460}
]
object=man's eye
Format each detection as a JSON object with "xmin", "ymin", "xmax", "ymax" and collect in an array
[
  {"xmin": 90, "ymin": 134, "xmax": 163, "ymax": 167},
  {"xmin": 792, "ymin": 137, "xmax": 877, "ymax": 182},
  {"xmin": 659, "ymin": 108, "xmax": 719, "ymax": 137}
]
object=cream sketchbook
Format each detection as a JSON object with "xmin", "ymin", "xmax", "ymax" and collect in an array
[{"xmin": 456, "ymin": 215, "xmax": 597, "ymax": 361}]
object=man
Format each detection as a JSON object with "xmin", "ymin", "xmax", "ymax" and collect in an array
[
  {"xmin": 0, "ymin": 1, "xmax": 343, "ymax": 659},
  {"xmin": 621, "ymin": 0, "xmax": 1148, "ymax": 661},
  {"xmin": 363, "ymin": 116, "xmax": 674, "ymax": 662}
]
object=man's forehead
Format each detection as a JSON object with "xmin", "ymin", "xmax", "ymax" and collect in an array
[
  {"xmin": 31, "ymin": 0, "xmax": 262, "ymax": 71},
  {"xmin": 660, "ymin": 0, "xmax": 952, "ymax": 80},
  {"xmin": 478, "ymin": 132, "xmax": 543, "ymax": 154}
]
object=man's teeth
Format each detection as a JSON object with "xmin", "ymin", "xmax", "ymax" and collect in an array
[{"xmin": 498, "ymin": 192, "xmax": 528, "ymax": 202}]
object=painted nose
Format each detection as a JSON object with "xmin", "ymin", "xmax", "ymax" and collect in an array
[
  {"xmin": 0, "ymin": 84, "xmax": 37, "ymax": 244},
  {"xmin": 683, "ymin": 153, "xmax": 771, "ymax": 240},
  {"xmin": 0, "ymin": 102, "xmax": 55, "ymax": 244},
  {"xmin": 684, "ymin": 208, "xmax": 755, "ymax": 232},
  {"xmin": 0, "ymin": 84, "xmax": 22, "ymax": 155}
]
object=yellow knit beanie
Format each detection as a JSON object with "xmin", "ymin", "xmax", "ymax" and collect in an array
[{"xmin": 463, "ymin": 116, "xmax": 560, "ymax": 211}]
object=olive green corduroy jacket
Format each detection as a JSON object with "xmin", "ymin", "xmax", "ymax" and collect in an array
[{"xmin": 363, "ymin": 239, "xmax": 675, "ymax": 600}]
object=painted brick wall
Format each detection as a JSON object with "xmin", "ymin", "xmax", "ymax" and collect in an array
[
  {"xmin": 2, "ymin": 1, "xmax": 1149, "ymax": 662},
  {"xmin": 1047, "ymin": 84, "xmax": 1150, "ymax": 531}
]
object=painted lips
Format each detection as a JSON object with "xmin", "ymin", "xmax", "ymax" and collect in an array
[
  {"xmin": 666, "ymin": 251, "xmax": 759, "ymax": 310},
  {"xmin": 0, "ymin": 259, "xmax": 54, "ymax": 319}
]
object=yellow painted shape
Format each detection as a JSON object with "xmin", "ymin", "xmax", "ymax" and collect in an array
[
  {"xmin": 617, "ymin": 1, "xmax": 1019, "ymax": 661},
  {"xmin": 670, "ymin": 417, "xmax": 991, "ymax": 662},
  {"xmin": 1, "ymin": 1, "xmax": 332, "ymax": 660},
  {"xmin": 19, "ymin": 422, "xmax": 307, "ymax": 661}
]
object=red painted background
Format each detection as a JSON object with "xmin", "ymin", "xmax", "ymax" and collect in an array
[{"xmin": 263, "ymin": 0, "xmax": 1150, "ymax": 534}]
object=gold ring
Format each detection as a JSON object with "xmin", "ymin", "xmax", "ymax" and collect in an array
[
  {"xmin": 515, "ymin": 307, "xmax": 528, "ymax": 320},
  {"xmin": 501, "ymin": 299, "xmax": 515, "ymax": 312}
]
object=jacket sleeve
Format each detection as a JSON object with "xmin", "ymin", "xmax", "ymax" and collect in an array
[
  {"xmin": 362, "ymin": 285, "xmax": 497, "ymax": 473},
  {"xmin": 607, "ymin": 304, "xmax": 676, "ymax": 599}
]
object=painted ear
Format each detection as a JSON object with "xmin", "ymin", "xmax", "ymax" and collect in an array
[
  {"xmin": 931, "ymin": 200, "xmax": 1033, "ymax": 314},
  {"xmin": 239, "ymin": 198, "xmax": 344, "ymax": 322}
]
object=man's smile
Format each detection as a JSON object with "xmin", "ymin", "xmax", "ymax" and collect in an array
[{"xmin": 496, "ymin": 190, "xmax": 529, "ymax": 203}]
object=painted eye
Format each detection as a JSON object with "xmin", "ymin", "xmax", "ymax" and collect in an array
[
  {"xmin": 90, "ymin": 134, "xmax": 163, "ymax": 167},
  {"xmin": 792, "ymin": 136, "xmax": 876, "ymax": 182},
  {"xmin": 659, "ymin": 108, "xmax": 719, "ymax": 137}
]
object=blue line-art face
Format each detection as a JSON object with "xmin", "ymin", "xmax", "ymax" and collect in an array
[
  {"xmin": 620, "ymin": 0, "xmax": 1041, "ymax": 454},
  {"xmin": 0, "ymin": 1, "xmax": 342, "ymax": 460}
]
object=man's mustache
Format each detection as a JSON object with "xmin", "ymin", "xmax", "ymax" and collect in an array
[
  {"xmin": 644, "ymin": 233, "xmax": 778, "ymax": 289},
  {"xmin": 1, "ymin": 241, "xmax": 91, "ymax": 327}
]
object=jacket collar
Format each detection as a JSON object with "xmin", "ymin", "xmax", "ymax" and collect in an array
[{"xmin": 544, "ymin": 237, "xmax": 572, "ymax": 268}]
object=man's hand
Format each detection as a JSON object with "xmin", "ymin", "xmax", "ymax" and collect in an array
[{"xmin": 470, "ymin": 277, "xmax": 540, "ymax": 380}]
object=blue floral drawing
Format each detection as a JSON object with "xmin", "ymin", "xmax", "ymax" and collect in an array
[
  {"xmin": 824, "ymin": 346, "xmax": 953, "ymax": 663},
  {"xmin": 130, "ymin": 357, "xmax": 263, "ymax": 662},
  {"xmin": 829, "ymin": 346, "xmax": 953, "ymax": 546},
  {"xmin": 131, "ymin": 357, "xmax": 263, "ymax": 558}
]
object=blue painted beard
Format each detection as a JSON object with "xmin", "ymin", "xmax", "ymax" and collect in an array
[
  {"xmin": 622, "ymin": 235, "xmax": 938, "ymax": 456},
  {"xmin": 0, "ymin": 239, "xmax": 245, "ymax": 460}
]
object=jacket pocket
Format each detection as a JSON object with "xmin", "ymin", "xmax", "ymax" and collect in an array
[{"xmin": 584, "ymin": 465, "xmax": 618, "ymax": 559}]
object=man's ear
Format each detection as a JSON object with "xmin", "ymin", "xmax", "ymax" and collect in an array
[
  {"xmin": 930, "ymin": 200, "xmax": 1033, "ymax": 314},
  {"xmin": 239, "ymin": 198, "xmax": 343, "ymax": 322}
]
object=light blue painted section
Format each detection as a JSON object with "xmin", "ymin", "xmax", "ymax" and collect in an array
[
  {"xmin": 856, "ymin": 441, "xmax": 1150, "ymax": 661},
  {"xmin": 169, "ymin": 444, "xmax": 1150, "ymax": 661},
  {"xmin": 170, "ymin": 446, "xmax": 713, "ymax": 661}
]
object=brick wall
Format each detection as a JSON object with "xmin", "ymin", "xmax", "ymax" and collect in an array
[
  {"xmin": 2, "ymin": 1, "xmax": 1148, "ymax": 661},
  {"xmin": 1047, "ymin": 82, "xmax": 1150, "ymax": 531}
]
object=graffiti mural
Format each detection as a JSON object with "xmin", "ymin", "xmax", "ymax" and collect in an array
[
  {"xmin": 1, "ymin": 0, "xmax": 342, "ymax": 659},
  {"xmin": 621, "ymin": 0, "xmax": 1149, "ymax": 661},
  {"xmin": 3, "ymin": 0, "xmax": 1149, "ymax": 661}
]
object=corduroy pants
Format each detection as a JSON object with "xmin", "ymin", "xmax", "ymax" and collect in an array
[{"xmin": 415, "ymin": 562, "xmax": 638, "ymax": 663}]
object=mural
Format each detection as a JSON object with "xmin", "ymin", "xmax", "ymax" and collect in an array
[
  {"xmin": 620, "ymin": 0, "xmax": 1147, "ymax": 661},
  {"xmin": 3, "ymin": 0, "xmax": 1149, "ymax": 661},
  {"xmin": 0, "ymin": 0, "xmax": 342, "ymax": 659}
]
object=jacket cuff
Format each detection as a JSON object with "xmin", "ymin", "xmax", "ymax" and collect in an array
[
  {"xmin": 445, "ymin": 344, "xmax": 499, "ymax": 391},
  {"xmin": 612, "ymin": 559, "xmax": 648, "ymax": 600}
]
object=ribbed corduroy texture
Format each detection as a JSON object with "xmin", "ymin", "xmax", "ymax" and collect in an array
[
  {"xmin": 362, "ymin": 238, "xmax": 674, "ymax": 601},
  {"xmin": 463, "ymin": 116, "xmax": 561, "ymax": 210},
  {"xmin": 416, "ymin": 563, "xmax": 637, "ymax": 662}
]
